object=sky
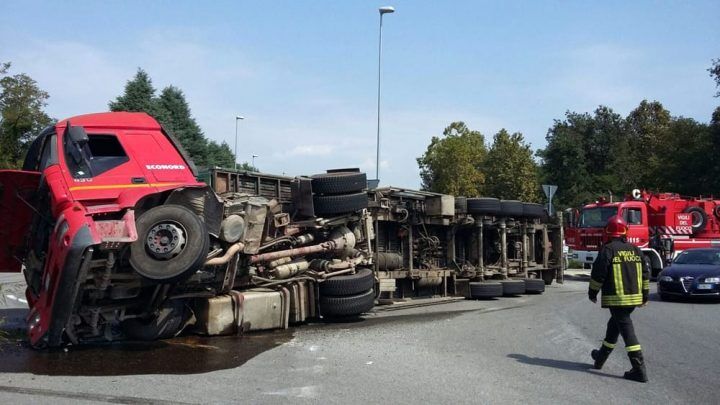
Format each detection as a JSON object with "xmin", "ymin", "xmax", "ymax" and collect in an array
[{"xmin": 1, "ymin": 1, "xmax": 718, "ymax": 188}]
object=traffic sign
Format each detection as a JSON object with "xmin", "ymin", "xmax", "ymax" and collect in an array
[{"xmin": 542, "ymin": 184, "xmax": 558, "ymax": 215}]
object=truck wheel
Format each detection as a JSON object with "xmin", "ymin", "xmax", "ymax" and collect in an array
[
  {"xmin": 320, "ymin": 268, "xmax": 375, "ymax": 296},
  {"xmin": 500, "ymin": 279, "xmax": 526, "ymax": 296},
  {"xmin": 130, "ymin": 204, "xmax": 209, "ymax": 282},
  {"xmin": 524, "ymin": 278, "xmax": 545, "ymax": 294},
  {"xmin": 683, "ymin": 207, "xmax": 707, "ymax": 233},
  {"xmin": 467, "ymin": 198, "xmax": 501, "ymax": 215},
  {"xmin": 469, "ymin": 282, "xmax": 503, "ymax": 299},
  {"xmin": 542, "ymin": 269, "xmax": 556, "ymax": 285},
  {"xmin": 311, "ymin": 172, "xmax": 367, "ymax": 195},
  {"xmin": 499, "ymin": 200, "xmax": 524, "ymax": 217},
  {"xmin": 313, "ymin": 192, "xmax": 368, "ymax": 215},
  {"xmin": 122, "ymin": 300, "xmax": 188, "ymax": 341},
  {"xmin": 320, "ymin": 289, "xmax": 375, "ymax": 317}
]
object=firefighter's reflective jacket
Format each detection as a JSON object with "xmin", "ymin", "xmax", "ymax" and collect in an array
[{"xmin": 589, "ymin": 240, "xmax": 650, "ymax": 308}]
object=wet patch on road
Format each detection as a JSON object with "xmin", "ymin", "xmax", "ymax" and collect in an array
[{"xmin": 0, "ymin": 319, "xmax": 292, "ymax": 376}]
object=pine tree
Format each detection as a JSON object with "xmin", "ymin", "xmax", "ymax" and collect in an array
[
  {"xmin": 156, "ymin": 86, "xmax": 208, "ymax": 166},
  {"xmin": 108, "ymin": 68, "xmax": 159, "ymax": 116}
]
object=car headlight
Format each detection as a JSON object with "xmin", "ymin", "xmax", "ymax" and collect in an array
[
  {"xmin": 659, "ymin": 276, "xmax": 673, "ymax": 282},
  {"xmin": 703, "ymin": 277, "xmax": 720, "ymax": 283}
]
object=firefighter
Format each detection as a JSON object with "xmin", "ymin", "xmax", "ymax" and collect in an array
[{"xmin": 588, "ymin": 215, "xmax": 650, "ymax": 382}]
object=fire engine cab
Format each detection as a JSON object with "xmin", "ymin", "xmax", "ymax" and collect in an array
[{"xmin": 565, "ymin": 189, "xmax": 720, "ymax": 276}]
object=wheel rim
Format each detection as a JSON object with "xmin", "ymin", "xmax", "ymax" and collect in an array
[
  {"xmin": 690, "ymin": 211, "xmax": 703, "ymax": 227},
  {"xmin": 146, "ymin": 221, "xmax": 186, "ymax": 260}
]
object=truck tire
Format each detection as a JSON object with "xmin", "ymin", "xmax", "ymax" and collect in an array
[
  {"xmin": 313, "ymin": 192, "xmax": 368, "ymax": 215},
  {"xmin": 542, "ymin": 269, "xmax": 556, "ymax": 285},
  {"xmin": 500, "ymin": 279, "xmax": 526, "ymax": 296},
  {"xmin": 130, "ymin": 204, "xmax": 209, "ymax": 282},
  {"xmin": 311, "ymin": 172, "xmax": 367, "ymax": 195},
  {"xmin": 467, "ymin": 198, "xmax": 501, "ymax": 215},
  {"xmin": 321, "ymin": 289, "xmax": 375, "ymax": 317},
  {"xmin": 320, "ymin": 268, "xmax": 375, "ymax": 296},
  {"xmin": 683, "ymin": 207, "xmax": 707, "ymax": 233},
  {"xmin": 122, "ymin": 300, "xmax": 188, "ymax": 341},
  {"xmin": 499, "ymin": 200, "xmax": 524, "ymax": 217},
  {"xmin": 524, "ymin": 278, "xmax": 545, "ymax": 294},
  {"xmin": 469, "ymin": 282, "xmax": 503, "ymax": 299},
  {"xmin": 522, "ymin": 203, "xmax": 545, "ymax": 219}
]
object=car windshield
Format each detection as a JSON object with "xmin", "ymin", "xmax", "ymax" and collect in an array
[
  {"xmin": 578, "ymin": 207, "xmax": 618, "ymax": 228},
  {"xmin": 673, "ymin": 250, "xmax": 720, "ymax": 265}
]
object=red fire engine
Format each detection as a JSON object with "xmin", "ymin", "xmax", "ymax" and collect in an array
[{"xmin": 565, "ymin": 190, "xmax": 720, "ymax": 276}]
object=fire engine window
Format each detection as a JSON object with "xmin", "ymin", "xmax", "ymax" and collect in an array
[
  {"xmin": 64, "ymin": 134, "xmax": 129, "ymax": 178},
  {"xmin": 623, "ymin": 208, "xmax": 642, "ymax": 225}
]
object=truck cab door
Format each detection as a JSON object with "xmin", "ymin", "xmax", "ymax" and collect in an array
[
  {"xmin": 0, "ymin": 170, "xmax": 41, "ymax": 272},
  {"xmin": 622, "ymin": 204, "xmax": 649, "ymax": 247}
]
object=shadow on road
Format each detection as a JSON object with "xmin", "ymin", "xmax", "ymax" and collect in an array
[{"xmin": 507, "ymin": 353, "xmax": 625, "ymax": 379}]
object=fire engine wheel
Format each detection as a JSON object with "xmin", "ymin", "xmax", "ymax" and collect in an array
[
  {"xmin": 467, "ymin": 198, "xmax": 501, "ymax": 215},
  {"xmin": 130, "ymin": 204, "xmax": 209, "ymax": 282},
  {"xmin": 524, "ymin": 278, "xmax": 545, "ymax": 294},
  {"xmin": 320, "ymin": 289, "xmax": 375, "ymax": 317},
  {"xmin": 311, "ymin": 171, "xmax": 367, "ymax": 195},
  {"xmin": 469, "ymin": 282, "xmax": 503, "ymax": 299},
  {"xmin": 683, "ymin": 207, "xmax": 707, "ymax": 233},
  {"xmin": 320, "ymin": 268, "xmax": 375, "ymax": 296},
  {"xmin": 313, "ymin": 192, "xmax": 368, "ymax": 215},
  {"xmin": 499, "ymin": 200, "xmax": 524, "ymax": 218},
  {"xmin": 500, "ymin": 279, "xmax": 526, "ymax": 296},
  {"xmin": 122, "ymin": 300, "xmax": 188, "ymax": 341}
]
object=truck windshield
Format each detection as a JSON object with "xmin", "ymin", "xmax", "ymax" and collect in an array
[{"xmin": 578, "ymin": 207, "xmax": 618, "ymax": 228}]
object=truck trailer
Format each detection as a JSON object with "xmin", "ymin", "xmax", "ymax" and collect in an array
[{"xmin": 0, "ymin": 112, "xmax": 563, "ymax": 348}]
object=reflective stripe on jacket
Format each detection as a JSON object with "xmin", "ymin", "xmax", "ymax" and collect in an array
[{"xmin": 589, "ymin": 240, "xmax": 650, "ymax": 308}]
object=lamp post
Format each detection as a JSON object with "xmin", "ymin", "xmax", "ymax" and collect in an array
[
  {"xmin": 252, "ymin": 154, "xmax": 258, "ymax": 170},
  {"xmin": 234, "ymin": 116, "xmax": 244, "ymax": 170},
  {"xmin": 375, "ymin": 6, "xmax": 395, "ymax": 183}
]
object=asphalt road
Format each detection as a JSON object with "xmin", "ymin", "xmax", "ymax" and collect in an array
[{"xmin": 1, "ymin": 273, "xmax": 718, "ymax": 405}]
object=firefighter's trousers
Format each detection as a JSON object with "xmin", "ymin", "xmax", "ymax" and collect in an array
[{"xmin": 603, "ymin": 307, "xmax": 641, "ymax": 351}]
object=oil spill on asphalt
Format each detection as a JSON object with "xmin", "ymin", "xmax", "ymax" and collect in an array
[{"xmin": 0, "ymin": 317, "xmax": 292, "ymax": 377}]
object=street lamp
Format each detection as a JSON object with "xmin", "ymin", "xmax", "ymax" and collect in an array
[
  {"xmin": 252, "ymin": 154, "xmax": 258, "ymax": 170},
  {"xmin": 234, "ymin": 115, "xmax": 244, "ymax": 170},
  {"xmin": 375, "ymin": 6, "xmax": 395, "ymax": 183}
]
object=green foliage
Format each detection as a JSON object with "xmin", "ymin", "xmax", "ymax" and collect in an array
[
  {"xmin": 109, "ymin": 69, "xmax": 248, "ymax": 170},
  {"xmin": 485, "ymin": 129, "xmax": 540, "ymax": 201},
  {"xmin": 0, "ymin": 62, "xmax": 53, "ymax": 169},
  {"xmin": 157, "ymin": 86, "xmax": 208, "ymax": 166},
  {"xmin": 710, "ymin": 59, "xmax": 720, "ymax": 98},
  {"xmin": 417, "ymin": 122, "xmax": 487, "ymax": 196}
]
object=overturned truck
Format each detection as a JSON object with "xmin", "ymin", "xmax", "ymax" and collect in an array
[{"xmin": 0, "ymin": 112, "xmax": 563, "ymax": 348}]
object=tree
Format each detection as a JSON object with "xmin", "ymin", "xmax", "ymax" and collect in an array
[
  {"xmin": 108, "ymin": 69, "xmax": 160, "ymax": 116},
  {"xmin": 157, "ymin": 86, "xmax": 208, "ymax": 166},
  {"xmin": 485, "ymin": 129, "xmax": 540, "ymax": 201},
  {"xmin": 417, "ymin": 122, "xmax": 487, "ymax": 196},
  {"xmin": 709, "ymin": 58, "xmax": 720, "ymax": 97},
  {"xmin": 206, "ymin": 141, "xmax": 238, "ymax": 168},
  {"xmin": 0, "ymin": 62, "xmax": 53, "ymax": 168},
  {"xmin": 625, "ymin": 100, "xmax": 672, "ymax": 189}
]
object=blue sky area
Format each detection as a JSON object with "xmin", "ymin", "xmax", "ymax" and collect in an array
[{"xmin": 2, "ymin": 1, "xmax": 718, "ymax": 188}]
